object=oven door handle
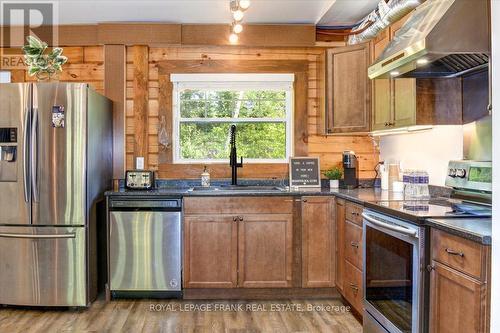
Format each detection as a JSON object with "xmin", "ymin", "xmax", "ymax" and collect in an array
[{"xmin": 362, "ymin": 213, "xmax": 417, "ymax": 237}]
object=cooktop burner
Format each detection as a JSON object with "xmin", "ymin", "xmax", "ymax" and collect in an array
[{"xmin": 366, "ymin": 198, "xmax": 492, "ymax": 221}]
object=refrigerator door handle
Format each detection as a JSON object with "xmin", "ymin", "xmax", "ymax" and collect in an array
[
  {"xmin": 31, "ymin": 107, "xmax": 39, "ymax": 202},
  {"xmin": 0, "ymin": 232, "xmax": 76, "ymax": 239},
  {"xmin": 23, "ymin": 107, "xmax": 30, "ymax": 203}
]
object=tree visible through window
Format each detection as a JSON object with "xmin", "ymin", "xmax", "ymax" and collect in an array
[{"xmin": 172, "ymin": 74, "xmax": 293, "ymax": 163}]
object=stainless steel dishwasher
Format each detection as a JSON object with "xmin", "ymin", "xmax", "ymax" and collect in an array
[{"xmin": 108, "ymin": 197, "xmax": 182, "ymax": 298}]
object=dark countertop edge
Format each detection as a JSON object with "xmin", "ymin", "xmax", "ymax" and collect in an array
[
  {"xmin": 105, "ymin": 188, "xmax": 490, "ymax": 245},
  {"xmin": 364, "ymin": 202, "xmax": 491, "ymax": 246},
  {"xmin": 363, "ymin": 201, "xmax": 422, "ymax": 224},
  {"xmin": 104, "ymin": 188, "xmax": 366, "ymax": 203},
  {"xmin": 425, "ymin": 219, "xmax": 492, "ymax": 246}
]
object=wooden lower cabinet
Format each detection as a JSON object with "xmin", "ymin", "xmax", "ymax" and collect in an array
[
  {"xmin": 336, "ymin": 199, "xmax": 364, "ymax": 315},
  {"xmin": 344, "ymin": 220, "xmax": 363, "ymax": 271},
  {"xmin": 183, "ymin": 197, "xmax": 293, "ymax": 290},
  {"xmin": 343, "ymin": 260, "xmax": 363, "ymax": 314},
  {"xmin": 238, "ymin": 214, "xmax": 293, "ymax": 288},
  {"xmin": 429, "ymin": 261, "xmax": 488, "ymax": 333},
  {"xmin": 183, "ymin": 215, "xmax": 238, "ymax": 288},
  {"xmin": 335, "ymin": 199, "xmax": 346, "ymax": 293},
  {"xmin": 301, "ymin": 197, "xmax": 336, "ymax": 288},
  {"xmin": 429, "ymin": 228, "xmax": 491, "ymax": 333}
]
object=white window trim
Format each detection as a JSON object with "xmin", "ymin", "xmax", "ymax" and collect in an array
[{"xmin": 172, "ymin": 73, "xmax": 294, "ymax": 164}]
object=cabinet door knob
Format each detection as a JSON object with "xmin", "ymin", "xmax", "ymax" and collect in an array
[
  {"xmin": 238, "ymin": 216, "xmax": 244, "ymax": 222},
  {"xmin": 426, "ymin": 265, "xmax": 435, "ymax": 272},
  {"xmin": 350, "ymin": 241, "xmax": 359, "ymax": 249},
  {"xmin": 233, "ymin": 217, "xmax": 238, "ymax": 222},
  {"xmin": 445, "ymin": 248, "xmax": 464, "ymax": 257}
]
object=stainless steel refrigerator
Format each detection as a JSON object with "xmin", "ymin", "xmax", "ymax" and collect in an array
[{"xmin": 0, "ymin": 83, "xmax": 112, "ymax": 307}]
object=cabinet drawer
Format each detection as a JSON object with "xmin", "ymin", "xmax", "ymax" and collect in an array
[
  {"xmin": 184, "ymin": 197, "xmax": 294, "ymax": 215},
  {"xmin": 345, "ymin": 201, "xmax": 363, "ymax": 226},
  {"xmin": 431, "ymin": 229, "xmax": 486, "ymax": 281},
  {"xmin": 343, "ymin": 260, "xmax": 363, "ymax": 314},
  {"xmin": 344, "ymin": 220, "xmax": 363, "ymax": 270}
]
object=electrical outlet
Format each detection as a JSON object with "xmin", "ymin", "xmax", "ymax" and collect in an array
[{"xmin": 136, "ymin": 157, "xmax": 145, "ymax": 170}]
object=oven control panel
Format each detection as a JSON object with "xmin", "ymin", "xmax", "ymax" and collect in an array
[{"xmin": 445, "ymin": 160, "xmax": 491, "ymax": 193}]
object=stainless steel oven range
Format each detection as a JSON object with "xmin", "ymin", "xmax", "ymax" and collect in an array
[
  {"xmin": 362, "ymin": 210, "xmax": 426, "ymax": 333},
  {"xmin": 362, "ymin": 160, "xmax": 492, "ymax": 333}
]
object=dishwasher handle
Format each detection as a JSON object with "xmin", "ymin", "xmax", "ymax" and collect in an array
[{"xmin": 109, "ymin": 199, "xmax": 182, "ymax": 210}]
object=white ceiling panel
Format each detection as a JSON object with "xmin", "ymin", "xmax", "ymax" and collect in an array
[
  {"xmin": 35, "ymin": 0, "xmax": 336, "ymax": 25},
  {"xmin": 1, "ymin": 0, "xmax": 378, "ymax": 26}
]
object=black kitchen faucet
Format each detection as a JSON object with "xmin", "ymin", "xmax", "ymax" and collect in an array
[{"xmin": 229, "ymin": 124, "xmax": 243, "ymax": 185}]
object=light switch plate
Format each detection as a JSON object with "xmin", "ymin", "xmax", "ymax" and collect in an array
[{"xmin": 136, "ymin": 157, "xmax": 145, "ymax": 170}]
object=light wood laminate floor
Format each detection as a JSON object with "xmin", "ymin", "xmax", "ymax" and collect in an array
[{"xmin": 0, "ymin": 298, "xmax": 362, "ymax": 333}]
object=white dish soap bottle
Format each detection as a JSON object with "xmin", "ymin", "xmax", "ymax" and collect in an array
[{"xmin": 201, "ymin": 166, "xmax": 210, "ymax": 187}]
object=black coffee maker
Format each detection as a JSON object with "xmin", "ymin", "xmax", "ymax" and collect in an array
[{"xmin": 342, "ymin": 151, "xmax": 359, "ymax": 189}]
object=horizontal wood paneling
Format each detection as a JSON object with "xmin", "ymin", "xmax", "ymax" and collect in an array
[
  {"xmin": 1, "ymin": 24, "xmax": 315, "ymax": 47},
  {"xmin": 98, "ymin": 23, "xmax": 182, "ymax": 45},
  {"xmin": 181, "ymin": 24, "xmax": 316, "ymax": 47},
  {"xmin": 125, "ymin": 46, "xmax": 379, "ymax": 179},
  {"xmin": 1, "ymin": 45, "xmax": 104, "ymax": 94}
]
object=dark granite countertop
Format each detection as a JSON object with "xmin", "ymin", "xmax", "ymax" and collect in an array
[
  {"xmin": 105, "ymin": 187, "xmax": 405, "ymax": 203},
  {"xmin": 105, "ymin": 183, "xmax": 489, "ymax": 245},
  {"xmin": 426, "ymin": 218, "xmax": 492, "ymax": 245}
]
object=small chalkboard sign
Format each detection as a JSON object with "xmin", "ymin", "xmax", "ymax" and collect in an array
[{"xmin": 289, "ymin": 157, "xmax": 321, "ymax": 187}]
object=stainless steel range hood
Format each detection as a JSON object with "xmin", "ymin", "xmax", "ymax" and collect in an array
[{"xmin": 368, "ymin": 0, "xmax": 490, "ymax": 79}]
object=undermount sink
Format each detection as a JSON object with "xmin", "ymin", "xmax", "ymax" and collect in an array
[{"xmin": 190, "ymin": 185, "xmax": 286, "ymax": 192}]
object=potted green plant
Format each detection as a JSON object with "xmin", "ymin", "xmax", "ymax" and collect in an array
[
  {"xmin": 22, "ymin": 35, "xmax": 67, "ymax": 81},
  {"xmin": 323, "ymin": 166, "xmax": 343, "ymax": 189}
]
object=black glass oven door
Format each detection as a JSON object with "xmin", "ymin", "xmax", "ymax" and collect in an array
[{"xmin": 365, "ymin": 225, "xmax": 414, "ymax": 333}]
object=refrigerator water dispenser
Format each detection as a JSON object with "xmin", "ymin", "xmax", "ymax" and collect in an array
[{"xmin": 0, "ymin": 128, "xmax": 17, "ymax": 181}]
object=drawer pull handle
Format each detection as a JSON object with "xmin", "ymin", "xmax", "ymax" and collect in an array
[
  {"xmin": 350, "ymin": 241, "xmax": 359, "ymax": 248},
  {"xmin": 445, "ymin": 248, "xmax": 464, "ymax": 257},
  {"xmin": 351, "ymin": 211, "xmax": 360, "ymax": 216},
  {"xmin": 349, "ymin": 283, "xmax": 359, "ymax": 292}
]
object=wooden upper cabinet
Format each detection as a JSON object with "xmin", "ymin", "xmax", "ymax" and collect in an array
[
  {"xmin": 371, "ymin": 29, "xmax": 392, "ymax": 131},
  {"xmin": 301, "ymin": 197, "xmax": 336, "ymax": 288},
  {"xmin": 390, "ymin": 16, "xmax": 418, "ymax": 129},
  {"xmin": 372, "ymin": 78, "xmax": 392, "ymax": 131},
  {"xmin": 429, "ymin": 262, "xmax": 489, "ymax": 333},
  {"xmin": 183, "ymin": 215, "xmax": 238, "ymax": 288},
  {"xmin": 372, "ymin": 16, "xmax": 418, "ymax": 131},
  {"xmin": 393, "ymin": 78, "xmax": 417, "ymax": 127},
  {"xmin": 238, "ymin": 214, "xmax": 293, "ymax": 288},
  {"xmin": 325, "ymin": 43, "xmax": 371, "ymax": 134},
  {"xmin": 371, "ymin": 13, "xmax": 463, "ymax": 131}
]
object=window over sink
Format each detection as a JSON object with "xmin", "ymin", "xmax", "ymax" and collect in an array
[{"xmin": 171, "ymin": 73, "xmax": 294, "ymax": 164}]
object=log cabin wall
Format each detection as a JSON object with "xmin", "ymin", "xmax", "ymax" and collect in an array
[
  {"xmin": 1, "ymin": 43, "xmax": 379, "ymax": 179},
  {"xmin": 2, "ymin": 46, "xmax": 104, "ymax": 92},
  {"xmin": 125, "ymin": 46, "xmax": 379, "ymax": 179}
]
